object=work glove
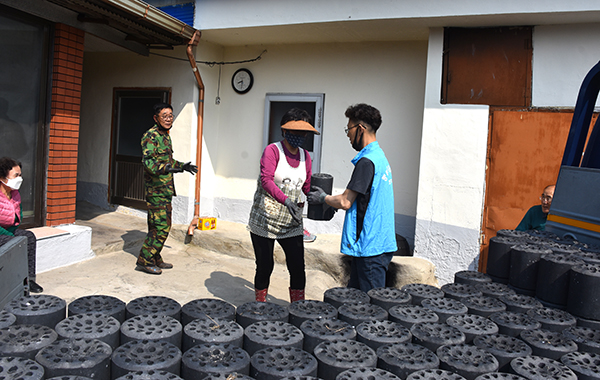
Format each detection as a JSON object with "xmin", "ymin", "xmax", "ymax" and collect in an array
[
  {"xmin": 183, "ymin": 161, "xmax": 198, "ymax": 174},
  {"xmin": 284, "ymin": 198, "xmax": 302, "ymax": 224},
  {"xmin": 165, "ymin": 163, "xmax": 183, "ymax": 173},
  {"xmin": 307, "ymin": 186, "xmax": 327, "ymax": 204}
]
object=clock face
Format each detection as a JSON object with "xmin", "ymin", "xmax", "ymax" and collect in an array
[{"xmin": 232, "ymin": 68, "xmax": 253, "ymax": 94}]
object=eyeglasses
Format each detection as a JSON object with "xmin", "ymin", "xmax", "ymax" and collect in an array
[
  {"xmin": 344, "ymin": 124, "xmax": 361, "ymax": 134},
  {"xmin": 540, "ymin": 195, "xmax": 553, "ymax": 203},
  {"xmin": 159, "ymin": 114, "xmax": 174, "ymax": 120}
]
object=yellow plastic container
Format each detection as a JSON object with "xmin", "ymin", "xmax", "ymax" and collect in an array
[{"xmin": 197, "ymin": 217, "xmax": 217, "ymax": 230}]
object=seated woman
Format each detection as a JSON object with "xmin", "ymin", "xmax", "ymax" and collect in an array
[{"xmin": 0, "ymin": 157, "xmax": 42, "ymax": 293}]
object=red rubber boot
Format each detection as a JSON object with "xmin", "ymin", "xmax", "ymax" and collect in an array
[
  {"xmin": 289, "ymin": 288, "xmax": 305, "ymax": 302},
  {"xmin": 255, "ymin": 288, "xmax": 268, "ymax": 302}
]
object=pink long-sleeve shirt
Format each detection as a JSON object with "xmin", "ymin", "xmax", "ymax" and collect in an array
[
  {"xmin": 0, "ymin": 190, "xmax": 21, "ymax": 228},
  {"xmin": 260, "ymin": 142, "xmax": 312, "ymax": 204}
]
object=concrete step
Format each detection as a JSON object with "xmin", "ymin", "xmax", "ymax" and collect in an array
[{"xmin": 74, "ymin": 201, "xmax": 438, "ymax": 287}]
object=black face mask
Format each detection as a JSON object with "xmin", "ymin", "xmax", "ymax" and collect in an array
[
  {"xmin": 352, "ymin": 127, "xmax": 363, "ymax": 151},
  {"xmin": 284, "ymin": 132, "xmax": 306, "ymax": 148}
]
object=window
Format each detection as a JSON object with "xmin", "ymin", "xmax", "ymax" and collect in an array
[
  {"xmin": 263, "ymin": 93, "xmax": 324, "ymax": 171},
  {"xmin": 0, "ymin": 7, "xmax": 50, "ymax": 227}
]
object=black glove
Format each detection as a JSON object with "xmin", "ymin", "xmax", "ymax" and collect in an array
[
  {"xmin": 284, "ymin": 198, "xmax": 302, "ymax": 224},
  {"xmin": 307, "ymin": 186, "xmax": 327, "ymax": 204},
  {"xmin": 183, "ymin": 161, "xmax": 198, "ymax": 174},
  {"xmin": 165, "ymin": 163, "xmax": 183, "ymax": 173}
]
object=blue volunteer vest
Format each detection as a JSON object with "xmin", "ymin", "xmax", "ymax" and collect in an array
[{"xmin": 341, "ymin": 141, "xmax": 397, "ymax": 257}]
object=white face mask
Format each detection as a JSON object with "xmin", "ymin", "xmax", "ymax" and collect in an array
[{"xmin": 3, "ymin": 176, "xmax": 23, "ymax": 191}]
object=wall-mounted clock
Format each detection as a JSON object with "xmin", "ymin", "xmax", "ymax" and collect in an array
[{"xmin": 232, "ymin": 68, "xmax": 254, "ymax": 94}]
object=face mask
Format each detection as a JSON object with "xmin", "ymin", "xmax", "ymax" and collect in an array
[
  {"xmin": 352, "ymin": 127, "xmax": 363, "ymax": 151},
  {"xmin": 156, "ymin": 119, "xmax": 170, "ymax": 132},
  {"xmin": 286, "ymin": 133, "xmax": 306, "ymax": 148},
  {"xmin": 3, "ymin": 176, "xmax": 23, "ymax": 191}
]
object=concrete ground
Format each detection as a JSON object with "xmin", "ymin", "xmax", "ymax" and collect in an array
[{"xmin": 36, "ymin": 201, "xmax": 341, "ymax": 308}]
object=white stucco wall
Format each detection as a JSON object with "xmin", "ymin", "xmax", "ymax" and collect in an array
[
  {"xmin": 532, "ymin": 23, "xmax": 600, "ymax": 107},
  {"xmin": 414, "ymin": 29, "xmax": 490, "ymax": 285},
  {"xmin": 207, "ymin": 41, "xmax": 427, "ymax": 241},
  {"xmin": 78, "ymin": 42, "xmax": 224, "ymax": 223},
  {"xmin": 78, "ymin": 39, "xmax": 427, "ymax": 236}
]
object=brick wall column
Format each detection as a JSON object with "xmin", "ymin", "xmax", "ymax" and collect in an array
[{"xmin": 47, "ymin": 24, "xmax": 84, "ymax": 226}]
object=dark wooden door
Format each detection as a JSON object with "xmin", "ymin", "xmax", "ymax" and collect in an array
[{"xmin": 110, "ymin": 89, "xmax": 170, "ymax": 209}]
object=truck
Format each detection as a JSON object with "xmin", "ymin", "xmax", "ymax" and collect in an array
[{"xmin": 546, "ymin": 60, "xmax": 600, "ymax": 246}]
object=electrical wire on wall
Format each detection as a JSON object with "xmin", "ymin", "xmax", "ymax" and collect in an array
[
  {"xmin": 151, "ymin": 49, "xmax": 266, "ymax": 67},
  {"xmin": 151, "ymin": 49, "xmax": 267, "ymax": 105}
]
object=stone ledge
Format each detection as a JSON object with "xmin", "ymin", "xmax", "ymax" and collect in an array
[{"xmin": 171, "ymin": 220, "xmax": 438, "ymax": 287}]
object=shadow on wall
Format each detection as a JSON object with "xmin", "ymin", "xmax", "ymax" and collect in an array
[
  {"xmin": 395, "ymin": 213, "xmax": 417, "ymax": 251},
  {"xmin": 76, "ymin": 181, "xmax": 111, "ymax": 210}
]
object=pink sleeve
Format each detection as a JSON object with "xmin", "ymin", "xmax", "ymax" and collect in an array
[
  {"xmin": 0, "ymin": 191, "xmax": 20, "ymax": 228},
  {"xmin": 260, "ymin": 144, "xmax": 288, "ymax": 204},
  {"xmin": 302, "ymin": 150, "xmax": 312, "ymax": 195}
]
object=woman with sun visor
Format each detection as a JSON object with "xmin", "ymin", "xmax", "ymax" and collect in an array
[{"xmin": 247, "ymin": 108, "xmax": 319, "ymax": 303}]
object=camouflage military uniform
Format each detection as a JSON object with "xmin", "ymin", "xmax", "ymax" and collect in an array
[{"xmin": 137, "ymin": 124, "xmax": 183, "ymax": 267}]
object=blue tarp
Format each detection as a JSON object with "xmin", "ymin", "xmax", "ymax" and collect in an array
[
  {"xmin": 562, "ymin": 60, "xmax": 600, "ymax": 169},
  {"xmin": 158, "ymin": 2, "xmax": 194, "ymax": 26}
]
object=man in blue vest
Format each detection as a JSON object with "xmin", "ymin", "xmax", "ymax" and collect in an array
[{"xmin": 308, "ymin": 103, "xmax": 397, "ymax": 292}]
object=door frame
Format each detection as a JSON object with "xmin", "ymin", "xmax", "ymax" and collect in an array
[
  {"xmin": 263, "ymin": 93, "xmax": 325, "ymax": 172},
  {"xmin": 109, "ymin": 88, "xmax": 170, "ymax": 209}
]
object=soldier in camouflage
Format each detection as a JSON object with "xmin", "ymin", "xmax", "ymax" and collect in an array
[{"xmin": 136, "ymin": 103, "xmax": 197, "ymax": 275}]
